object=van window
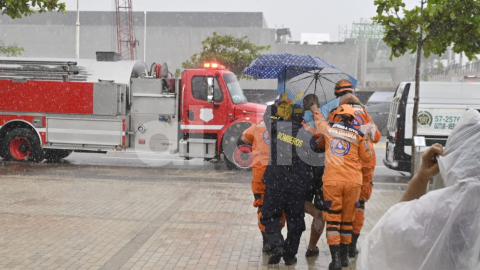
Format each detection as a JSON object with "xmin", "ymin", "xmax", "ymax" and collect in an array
[
  {"xmin": 394, "ymin": 84, "xmax": 404, "ymax": 97},
  {"xmin": 367, "ymin": 92, "xmax": 394, "ymax": 104}
]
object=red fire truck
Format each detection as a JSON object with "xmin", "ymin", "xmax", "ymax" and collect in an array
[{"xmin": 0, "ymin": 53, "xmax": 265, "ymax": 170}]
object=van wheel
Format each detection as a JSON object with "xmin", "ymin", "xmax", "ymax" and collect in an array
[
  {"xmin": 3, "ymin": 128, "xmax": 44, "ymax": 162},
  {"xmin": 44, "ymin": 149, "xmax": 73, "ymax": 161}
]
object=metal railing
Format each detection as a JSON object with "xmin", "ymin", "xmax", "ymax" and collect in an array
[{"xmin": 429, "ymin": 61, "xmax": 480, "ymax": 80}]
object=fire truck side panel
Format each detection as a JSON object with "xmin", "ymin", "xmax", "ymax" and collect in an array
[
  {"xmin": 0, "ymin": 80, "xmax": 94, "ymax": 114},
  {"xmin": 129, "ymin": 78, "xmax": 180, "ymax": 154},
  {"xmin": 46, "ymin": 118, "xmax": 123, "ymax": 148},
  {"xmin": 93, "ymin": 83, "xmax": 127, "ymax": 116}
]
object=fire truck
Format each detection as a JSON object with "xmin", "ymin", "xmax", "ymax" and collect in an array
[{"xmin": 0, "ymin": 53, "xmax": 265, "ymax": 170}]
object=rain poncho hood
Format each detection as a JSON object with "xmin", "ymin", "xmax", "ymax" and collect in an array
[{"xmin": 359, "ymin": 109, "xmax": 480, "ymax": 270}]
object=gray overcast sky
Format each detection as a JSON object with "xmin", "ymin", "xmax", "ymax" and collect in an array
[{"xmin": 61, "ymin": 0, "xmax": 419, "ymax": 41}]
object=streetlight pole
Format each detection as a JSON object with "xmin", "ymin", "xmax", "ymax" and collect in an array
[
  {"xmin": 144, "ymin": 11, "xmax": 146, "ymax": 63},
  {"xmin": 75, "ymin": 0, "xmax": 80, "ymax": 59}
]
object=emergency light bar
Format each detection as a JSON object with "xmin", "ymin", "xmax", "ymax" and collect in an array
[{"xmin": 203, "ymin": 62, "xmax": 226, "ymax": 70}]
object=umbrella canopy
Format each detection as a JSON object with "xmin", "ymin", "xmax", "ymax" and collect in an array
[
  {"xmin": 243, "ymin": 53, "xmax": 333, "ymax": 79},
  {"xmin": 243, "ymin": 53, "xmax": 357, "ymax": 104},
  {"xmin": 287, "ymin": 67, "xmax": 356, "ymax": 103}
]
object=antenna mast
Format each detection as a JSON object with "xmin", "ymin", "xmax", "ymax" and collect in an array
[{"xmin": 115, "ymin": 0, "xmax": 138, "ymax": 60}]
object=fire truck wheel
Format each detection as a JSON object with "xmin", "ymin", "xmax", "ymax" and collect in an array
[
  {"xmin": 44, "ymin": 149, "xmax": 73, "ymax": 161},
  {"xmin": 222, "ymin": 123, "xmax": 253, "ymax": 171},
  {"xmin": 3, "ymin": 128, "xmax": 44, "ymax": 162},
  {"xmin": 224, "ymin": 144, "xmax": 253, "ymax": 171}
]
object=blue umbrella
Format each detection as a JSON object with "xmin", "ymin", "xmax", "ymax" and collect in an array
[{"xmin": 243, "ymin": 53, "xmax": 357, "ymax": 103}]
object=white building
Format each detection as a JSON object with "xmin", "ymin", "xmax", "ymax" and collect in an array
[{"xmin": 300, "ymin": 33, "xmax": 331, "ymax": 44}]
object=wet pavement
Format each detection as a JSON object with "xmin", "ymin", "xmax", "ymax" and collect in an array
[{"xmin": 0, "ymin": 141, "xmax": 407, "ymax": 270}]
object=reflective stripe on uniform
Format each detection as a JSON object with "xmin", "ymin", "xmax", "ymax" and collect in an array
[
  {"xmin": 242, "ymin": 132, "xmax": 253, "ymax": 144},
  {"xmin": 316, "ymin": 135, "xmax": 324, "ymax": 143},
  {"xmin": 326, "ymin": 131, "xmax": 359, "ymax": 144},
  {"xmin": 326, "ymin": 209, "xmax": 342, "ymax": 215},
  {"xmin": 327, "ymin": 232, "xmax": 340, "ymax": 236},
  {"xmin": 327, "ymin": 221, "xmax": 341, "ymax": 226}
]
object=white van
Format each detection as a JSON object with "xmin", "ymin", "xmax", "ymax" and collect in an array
[{"xmin": 384, "ymin": 82, "xmax": 480, "ymax": 172}]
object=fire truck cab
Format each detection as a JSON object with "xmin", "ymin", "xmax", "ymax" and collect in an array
[{"xmin": 0, "ymin": 55, "xmax": 265, "ymax": 170}]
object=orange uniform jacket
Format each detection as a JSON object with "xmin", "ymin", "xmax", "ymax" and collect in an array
[
  {"xmin": 241, "ymin": 121, "xmax": 270, "ymax": 196},
  {"xmin": 328, "ymin": 104, "xmax": 381, "ymax": 167},
  {"xmin": 242, "ymin": 121, "xmax": 270, "ymax": 167},
  {"xmin": 314, "ymin": 111, "xmax": 372, "ymax": 185}
]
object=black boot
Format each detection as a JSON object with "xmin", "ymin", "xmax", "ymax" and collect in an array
[
  {"xmin": 328, "ymin": 245, "xmax": 342, "ymax": 270},
  {"xmin": 283, "ymin": 255, "xmax": 297, "ymax": 266},
  {"xmin": 261, "ymin": 232, "xmax": 272, "ymax": 254},
  {"xmin": 349, "ymin": 233, "xmax": 360, "ymax": 258},
  {"xmin": 340, "ymin": 244, "xmax": 350, "ymax": 267},
  {"xmin": 268, "ymin": 247, "xmax": 284, "ymax": 265}
]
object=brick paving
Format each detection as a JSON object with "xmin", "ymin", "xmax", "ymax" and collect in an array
[{"xmin": 0, "ymin": 170, "xmax": 403, "ymax": 270}]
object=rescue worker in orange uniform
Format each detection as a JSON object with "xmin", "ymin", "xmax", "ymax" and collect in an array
[
  {"xmin": 309, "ymin": 103, "xmax": 372, "ymax": 270},
  {"xmin": 241, "ymin": 112, "xmax": 286, "ymax": 254},
  {"xmin": 331, "ymin": 79, "xmax": 382, "ymax": 258}
]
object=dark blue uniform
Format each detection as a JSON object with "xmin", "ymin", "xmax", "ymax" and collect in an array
[{"xmin": 260, "ymin": 104, "xmax": 308, "ymax": 259}]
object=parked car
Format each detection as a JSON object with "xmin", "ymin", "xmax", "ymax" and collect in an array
[{"xmin": 365, "ymin": 92, "xmax": 394, "ymax": 135}]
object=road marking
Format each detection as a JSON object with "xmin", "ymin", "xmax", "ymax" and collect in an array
[{"xmin": 374, "ymin": 145, "xmax": 386, "ymax": 149}]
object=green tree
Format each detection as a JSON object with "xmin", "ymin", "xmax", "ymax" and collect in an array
[
  {"xmin": 0, "ymin": 0, "xmax": 66, "ymax": 56},
  {"xmin": 174, "ymin": 68, "xmax": 181, "ymax": 79},
  {"xmin": 373, "ymin": 0, "xmax": 480, "ymax": 174},
  {"xmin": 1, "ymin": 0, "xmax": 65, "ymax": 19},
  {"xmin": 182, "ymin": 32, "xmax": 270, "ymax": 79},
  {"xmin": 0, "ymin": 41, "xmax": 24, "ymax": 57}
]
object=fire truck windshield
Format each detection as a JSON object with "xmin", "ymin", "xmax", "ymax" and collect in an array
[{"xmin": 224, "ymin": 74, "xmax": 248, "ymax": 104}]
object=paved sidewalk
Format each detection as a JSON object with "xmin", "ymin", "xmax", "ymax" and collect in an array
[{"xmin": 0, "ymin": 172, "xmax": 403, "ymax": 270}]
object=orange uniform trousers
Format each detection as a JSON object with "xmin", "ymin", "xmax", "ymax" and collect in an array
[
  {"xmin": 323, "ymin": 181, "xmax": 361, "ymax": 245},
  {"xmin": 352, "ymin": 167, "xmax": 375, "ymax": 234},
  {"xmin": 252, "ymin": 162, "xmax": 286, "ymax": 232}
]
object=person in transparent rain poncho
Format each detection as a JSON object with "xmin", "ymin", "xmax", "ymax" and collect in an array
[{"xmin": 358, "ymin": 109, "xmax": 480, "ymax": 270}]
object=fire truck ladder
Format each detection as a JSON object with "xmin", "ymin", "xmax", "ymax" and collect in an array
[
  {"xmin": 0, "ymin": 59, "xmax": 79, "ymax": 82},
  {"xmin": 115, "ymin": 0, "xmax": 138, "ymax": 60}
]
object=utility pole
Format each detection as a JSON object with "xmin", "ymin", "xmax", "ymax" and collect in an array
[
  {"xmin": 144, "ymin": 11, "xmax": 146, "ymax": 63},
  {"xmin": 75, "ymin": 0, "xmax": 80, "ymax": 59}
]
